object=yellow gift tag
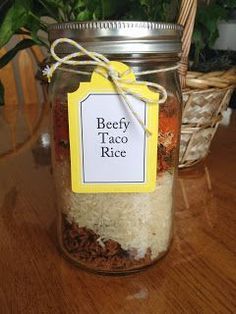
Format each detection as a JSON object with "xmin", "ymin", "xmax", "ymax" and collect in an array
[{"xmin": 68, "ymin": 61, "xmax": 159, "ymax": 193}]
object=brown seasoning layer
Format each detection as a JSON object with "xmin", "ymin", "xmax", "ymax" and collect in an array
[{"xmin": 62, "ymin": 215, "xmax": 152, "ymax": 271}]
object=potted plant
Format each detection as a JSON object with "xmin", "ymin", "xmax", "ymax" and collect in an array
[{"xmin": 191, "ymin": 0, "xmax": 236, "ymax": 70}]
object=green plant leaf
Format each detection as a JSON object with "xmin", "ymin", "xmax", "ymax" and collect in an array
[
  {"xmin": 191, "ymin": 1, "xmax": 231, "ymax": 67},
  {"xmin": 192, "ymin": 28, "xmax": 205, "ymax": 66},
  {"xmin": 0, "ymin": 0, "xmax": 32, "ymax": 48},
  {"xmin": 0, "ymin": 39, "xmax": 36, "ymax": 69},
  {"xmin": 76, "ymin": 9, "xmax": 92, "ymax": 21},
  {"xmin": 192, "ymin": 29, "xmax": 204, "ymax": 47},
  {"xmin": 0, "ymin": 0, "xmax": 13, "ymax": 25},
  {"xmin": 101, "ymin": 0, "xmax": 120, "ymax": 19},
  {"xmin": 25, "ymin": 14, "xmax": 43, "ymax": 45},
  {"xmin": 0, "ymin": 80, "xmax": 4, "ymax": 106},
  {"xmin": 45, "ymin": 0, "xmax": 63, "ymax": 6},
  {"xmin": 217, "ymin": 0, "xmax": 236, "ymax": 9},
  {"xmin": 35, "ymin": 0, "xmax": 60, "ymax": 21},
  {"xmin": 73, "ymin": 0, "xmax": 86, "ymax": 11}
]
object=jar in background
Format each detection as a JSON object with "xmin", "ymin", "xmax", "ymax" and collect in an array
[{"xmin": 48, "ymin": 21, "xmax": 182, "ymax": 274}]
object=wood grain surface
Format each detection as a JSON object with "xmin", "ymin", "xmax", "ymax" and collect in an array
[{"xmin": 0, "ymin": 99, "xmax": 235, "ymax": 313}]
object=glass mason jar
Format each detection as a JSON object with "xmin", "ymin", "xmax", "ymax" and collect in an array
[{"xmin": 48, "ymin": 21, "xmax": 182, "ymax": 274}]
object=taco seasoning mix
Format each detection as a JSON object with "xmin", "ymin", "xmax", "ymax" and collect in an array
[{"xmin": 48, "ymin": 21, "xmax": 182, "ymax": 274}]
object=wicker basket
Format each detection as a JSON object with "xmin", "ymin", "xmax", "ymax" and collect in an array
[
  {"xmin": 177, "ymin": 0, "xmax": 235, "ymax": 168},
  {"xmin": 179, "ymin": 71, "xmax": 235, "ymax": 167}
]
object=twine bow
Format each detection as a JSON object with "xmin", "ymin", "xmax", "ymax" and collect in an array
[{"xmin": 43, "ymin": 38, "xmax": 178, "ymax": 135}]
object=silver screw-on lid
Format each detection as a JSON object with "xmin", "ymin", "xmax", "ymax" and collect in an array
[{"xmin": 48, "ymin": 21, "xmax": 183, "ymax": 55}]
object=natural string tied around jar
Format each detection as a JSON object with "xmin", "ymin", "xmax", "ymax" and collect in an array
[{"xmin": 43, "ymin": 38, "xmax": 179, "ymax": 136}]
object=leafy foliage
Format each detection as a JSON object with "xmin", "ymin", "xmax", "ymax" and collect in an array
[
  {"xmin": 192, "ymin": 0, "xmax": 236, "ymax": 66},
  {"xmin": 0, "ymin": 0, "xmax": 180, "ymax": 71},
  {"xmin": 0, "ymin": 0, "xmax": 179, "ymax": 104},
  {"xmin": 0, "ymin": 0, "xmax": 31, "ymax": 48},
  {"xmin": 122, "ymin": 0, "xmax": 179, "ymax": 21}
]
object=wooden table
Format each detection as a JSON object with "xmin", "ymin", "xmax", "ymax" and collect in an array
[{"xmin": 0, "ymin": 100, "xmax": 235, "ymax": 313}]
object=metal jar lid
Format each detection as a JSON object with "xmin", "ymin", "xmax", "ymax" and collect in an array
[{"xmin": 48, "ymin": 21, "xmax": 183, "ymax": 55}]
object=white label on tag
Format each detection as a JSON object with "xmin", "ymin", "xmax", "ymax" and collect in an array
[
  {"xmin": 68, "ymin": 61, "xmax": 158, "ymax": 193},
  {"xmin": 80, "ymin": 93, "xmax": 146, "ymax": 183}
]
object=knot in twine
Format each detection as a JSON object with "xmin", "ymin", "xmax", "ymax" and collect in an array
[{"xmin": 43, "ymin": 38, "xmax": 179, "ymax": 135}]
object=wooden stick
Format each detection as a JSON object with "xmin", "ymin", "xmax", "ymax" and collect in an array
[{"xmin": 178, "ymin": 0, "xmax": 198, "ymax": 89}]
